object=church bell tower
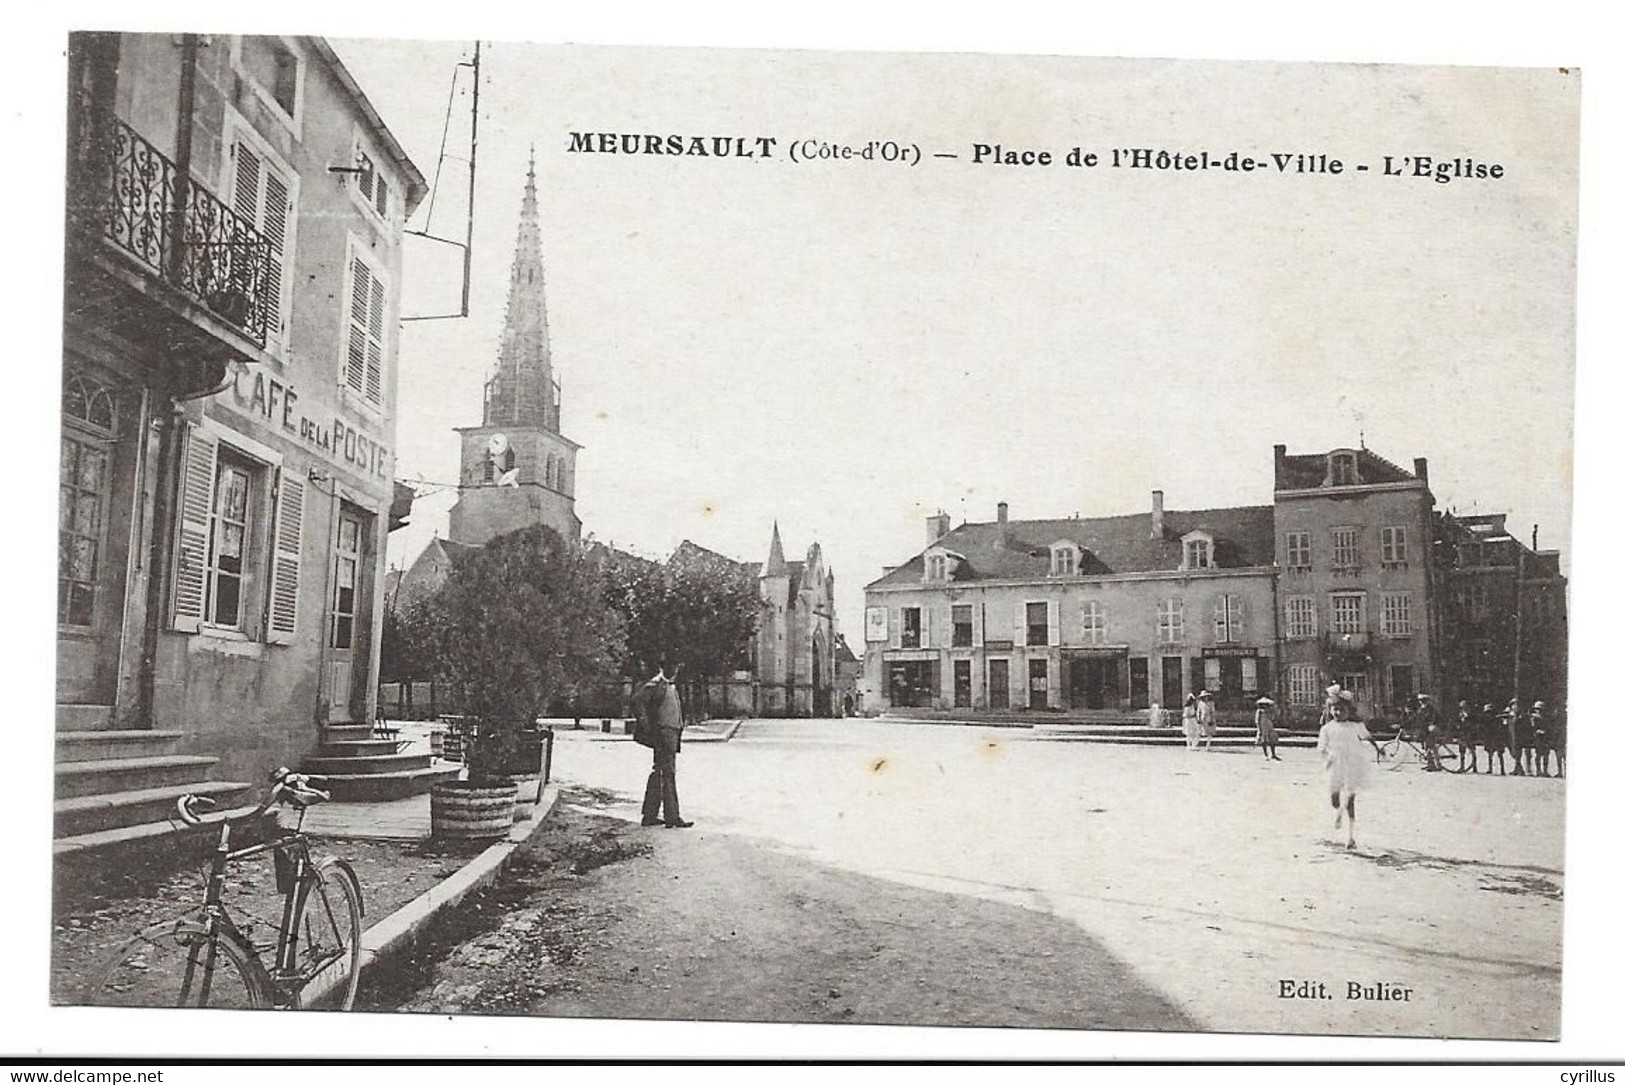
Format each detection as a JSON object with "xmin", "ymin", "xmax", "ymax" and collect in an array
[{"xmin": 448, "ymin": 152, "xmax": 582, "ymax": 545}]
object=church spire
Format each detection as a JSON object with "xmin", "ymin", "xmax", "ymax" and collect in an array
[
  {"xmin": 764, "ymin": 521, "xmax": 788, "ymax": 577},
  {"xmin": 484, "ymin": 150, "xmax": 558, "ymax": 431}
]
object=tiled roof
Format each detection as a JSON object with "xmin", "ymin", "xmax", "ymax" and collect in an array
[
  {"xmin": 867, "ymin": 505, "xmax": 1276, "ymax": 589},
  {"xmin": 1275, "ymin": 448, "xmax": 1417, "ymax": 491}
]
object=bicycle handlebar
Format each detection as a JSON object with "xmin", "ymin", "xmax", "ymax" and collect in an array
[{"xmin": 173, "ymin": 767, "xmax": 332, "ymax": 827}]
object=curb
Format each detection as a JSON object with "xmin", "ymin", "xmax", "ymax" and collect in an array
[{"xmin": 304, "ymin": 782, "xmax": 562, "ymax": 1007}]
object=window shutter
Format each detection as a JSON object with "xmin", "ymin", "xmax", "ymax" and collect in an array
[
  {"xmin": 346, "ymin": 256, "xmax": 370, "ymax": 395},
  {"xmin": 1048, "ymin": 600, "xmax": 1060, "ymax": 646},
  {"xmin": 1213, "ymin": 596, "xmax": 1227, "ymax": 640},
  {"xmin": 1233, "ymin": 596, "xmax": 1247, "ymax": 641},
  {"xmin": 365, "ymin": 262, "xmax": 384, "ymax": 403},
  {"xmin": 232, "ymin": 143, "xmax": 263, "ymax": 226},
  {"xmin": 260, "ymin": 169, "xmax": 290, "ymax": 347},
  {"xmin": 171, "ymin": 424, "xmax": 219, "ymax": 632},
  {"xmin": 920, "ymin": 606, "xmax": 931, "ymax": 649},
  {"xmin": 888, "ymin": 607, "xmax": 901, "ymax": 649},
  {"xmin": 1013, "ymin": 601, "xmax": 1025, "ymax": 647},
  {"xmin": 266, "ymin": 470, "xmax": 304, "ymax": 644},
  {"xmin": 972, "ymin": 601, "xmax": 982, "ymax": 647}
]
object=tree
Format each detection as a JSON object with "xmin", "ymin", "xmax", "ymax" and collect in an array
[
  {"xmin": 597, "ymin": 542, "xmax": 759, "ymax": 720},
  {"xmin": 421, "ymin": 525, "xmax": 625, "ymax": 780}
]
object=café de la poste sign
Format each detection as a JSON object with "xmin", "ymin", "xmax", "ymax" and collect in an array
[{"xmin": 220, "ymin": 361, "xmax": 391, "ymax": 484}]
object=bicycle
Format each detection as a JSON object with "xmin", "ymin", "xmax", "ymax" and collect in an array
[
  {"xmin": 85, "ymin": 768, "xmax": 364, "ymax": 1010},
  {"xmin": 1377, "ymin": 729, "xmax": 1463, "ymax": 773}
]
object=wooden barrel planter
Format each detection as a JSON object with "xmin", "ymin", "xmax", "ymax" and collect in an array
[{"xmin": 430, "ymin": 780, "xmax": 518, "ymax": 840}]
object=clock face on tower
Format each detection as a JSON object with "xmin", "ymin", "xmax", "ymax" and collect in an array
[{"xmin": 487, "ymin": 433, "xmax": 509, "ymax": 457}]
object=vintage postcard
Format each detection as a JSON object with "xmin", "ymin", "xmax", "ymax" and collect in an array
[{"xmin": 47, "ymin": 31, "xmax": 1577, "ymax": 1049}]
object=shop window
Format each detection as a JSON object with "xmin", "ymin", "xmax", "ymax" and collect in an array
[{"xmin": 951, "ymin": 604, "xmax": 973, "ymax": 648}]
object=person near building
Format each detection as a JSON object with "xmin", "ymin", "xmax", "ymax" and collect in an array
[
  {"xmin": 1483, "ymin": 702, "xmax": 1510, "ymax": 775},
  {"xmin": 1506, "ymin": 698, "xmax": 1528, "ymax": 776},
  {"xmin": 1254, "ymin": 696, "xmax": 1281, "ymax": 761},
  {"xmin": 1414, "ymin": 693, "xmax": 1444, "ymax": 772},
  {"xmin": 1530, "ymin": 701, "xmax": 1553, "ymax": 777},
  {"xmin": 1182, "ymin": 694, "xmax": 1200, "ymax": 750},
  {"xmin": 1456, "ymin": 699, "xmax": 1480, "ymax": 774},
  {"xmin": 1318, "ymin": 691, "xmax": 1376, "ymax": 850},
  {"xmin": 1196, "ymin": 690, "xmax": 1218, "ymax": 751},
  {"xmin": 636, "ymin": 665, "xmax": 694, "ymax": 828},
  {"xmin": 1552, "ymin": 703, "xmax": 1566, "ymax": 778}
]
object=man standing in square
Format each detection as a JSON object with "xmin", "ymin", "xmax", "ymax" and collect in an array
[{"xmin": 638, "ymin": 665, "xmax": 694, "ymax": 828}]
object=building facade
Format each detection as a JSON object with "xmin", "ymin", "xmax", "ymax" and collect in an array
[
  {"xmin": 864, "ymin": 496, "xmax": 1279, "ymax": 715},
  {"xmin": 1272, "ymin": 445, "xmax": 1442, "ymax": 721},
  {"xmin": 60, "ymin": 34, "xmax": 425, "ymax": 800},
  {"xmin": 447, "ymin": 158, "xmax": 582, "ymax": 547},
  {"xmin": 1436, "ymin": 512, "xmax": 1569, "ymax": 711},
  {"xmin": 755, "ymin": 525, "xmax": 839, "ymax": 717}
]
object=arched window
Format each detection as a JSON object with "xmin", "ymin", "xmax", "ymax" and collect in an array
[
  {"xmin": 546, "ymin": 452, "xmax": 558, "ymax": 489},
  {"xmin": 60, "ymin": 372, "xmax": 118, "ymax": 626}
]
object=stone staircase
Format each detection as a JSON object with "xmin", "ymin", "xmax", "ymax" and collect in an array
[
  {"xmin": 1030, "ymin": 719, "xmax": 1317, "ymax": 748},
  {"xmin": 54, "ymin": 704, "xmax": 256, "ymax": 855},
  {"xmin": 300, "ymin": 722, "xmax": 459, "ymax": 802}
]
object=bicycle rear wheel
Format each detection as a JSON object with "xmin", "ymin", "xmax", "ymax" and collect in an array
[
  {"xmin": 1383, "ymin": 738, "xmax": 1418, "ymax": 770},
  {"xmin": 87, "ymin": 915, "xmax": 270, "ymax": 1009},
  {"xmin": 288, "ymin": 858, "xmax": 364, "ymax": 1010}
]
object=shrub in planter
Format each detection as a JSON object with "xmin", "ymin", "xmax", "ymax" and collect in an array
[{"xmin": 418, "ymin": 526, "xmax": 624, "ymax": 836}]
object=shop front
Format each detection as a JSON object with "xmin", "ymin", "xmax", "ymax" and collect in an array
[
  {"xmin": 884, "ymin": 651, "xmax": 939, "ymax": 709},
  {"xmin": 1199, "ymin": 647, "xmax": 1271, "ymax": 711},
  {"xmin": 1063, "ymin": 647, "xmax": 1129, "ymax": 710}
]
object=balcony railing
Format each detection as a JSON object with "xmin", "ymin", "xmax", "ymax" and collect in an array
[{"xmin": 68, "ymin": 108, "xmax": 273, "ymax": 348}]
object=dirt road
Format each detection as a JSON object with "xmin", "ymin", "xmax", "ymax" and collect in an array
[{"xmin": 359, "ymin": 796, "xmax": 1193, "ymax": 1030}]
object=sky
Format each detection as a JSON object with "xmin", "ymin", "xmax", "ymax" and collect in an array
[{"xmin": 332, "ymin": 40, "xmax": 1578, "ymax": 640}]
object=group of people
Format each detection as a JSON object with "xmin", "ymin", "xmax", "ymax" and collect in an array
[{"xmin": 1403, "ymin": 694, "xmax": 1565, "ymax": 778}]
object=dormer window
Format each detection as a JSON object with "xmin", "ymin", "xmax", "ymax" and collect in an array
[
  {"xmin": 1050, "ymin": 542, "xmax": 1079, "ymax": 577},
  {"xmin": 1329, "ymin": 452, "xmax": 1359, "ymax": 486},
  {"xmin": 1181, "ymin": 531, "xmax": 1214, "ymax": 571},
  {"xmin": 925, "ymin": 553, "xmax": 949, "ymax": 582}
]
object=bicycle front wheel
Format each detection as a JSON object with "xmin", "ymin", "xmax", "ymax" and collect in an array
[
  {"xmin": 87, "ymin": 916, "xmax": 270, "ymax": 1009},
  {"xmin": 288, "ymin": 858, "xmax": 364, "ymax": 1010}
]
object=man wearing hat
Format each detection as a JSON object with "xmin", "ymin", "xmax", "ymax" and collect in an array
[
  {"xmin": 1505, "ymin": 698, "xmax": 1528, "ymax": 776},
  {"xmin": 1414, "ymin": 693, "xmax": 1444, "ymax": 772},
  {"xmin": 1254, "ymin": 696, "xmax": 1281, "ymax": 761},
  {"xmin": 1530, "ymin": 700, "xmax": 1552, "ymax": 777},
  {"xmin": 1196, "ymin": 690, "xmax": 1218, "ymax": 751},
  {"xmin": 1456, "ymin": 699, "xmax": 1480, "ymax": 774},
  {"xmin": 1483, "ymin": 702, "xmax": 1509, "ymax": 775}
]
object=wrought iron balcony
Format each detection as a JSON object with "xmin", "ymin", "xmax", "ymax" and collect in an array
[{"xmin": 67, "ymin": 108, "xmax": 273, "ymax": 348}]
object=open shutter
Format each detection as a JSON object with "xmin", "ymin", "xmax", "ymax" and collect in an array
[
  {"xmin": 365, "ymin": 261, "xmax": 384, "ymax": 402},
  {"xmin": 920, "ymin": 606, "xmax": 931, "ymax": 649},
  {"xmin": 972, "ymin": 601, "xmax": 983, "ymax": 647},
  {"xmin": 888, "ymin": 607, "xmax": 901, "ymax": 649},
  {"xmin": 1013, "ymin": 601, "xmax": 1025, "ymax": 647},
  {"xmin": 346, "ymin": 256, "xmax": 370, "ymax": 395},
  {"xmin": 1233, "ymin": 596, "xmax": 1247, "ymax": 642},
  {"xmin": 171, "ymin": 424, "xmax": 219, "ymax": 632},
  {"xmin": 1213, "ymin": 596, "xmax": 1227, "ymax": 641},
  {"xmin": 266, "ymin": 470, "xmax": 304, "ymax": 644},
  {"xmin": 1048, "ymin": 600, "xmax": 1060, "ymax": 647},
  {"xmin": 260, "ymin": 169, "xmax": 290, "ymax": 348}
]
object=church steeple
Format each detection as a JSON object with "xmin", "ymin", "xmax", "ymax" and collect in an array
[
  {"xmin": 484, "ymin": 148, "xmax": 558, "ymax": 431},
  {"xmin": 764, "ymin": 522, "xmax": 788, "ymax": 578}
]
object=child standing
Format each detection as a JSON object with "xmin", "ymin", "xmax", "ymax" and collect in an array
[
  {"xmin": 1318, "ymin": 692, "xmax": 1375, "ymax": 850},
  {"xmin": 1254, "ymin": 696, "xmax": 1281, "ymax": 761}
]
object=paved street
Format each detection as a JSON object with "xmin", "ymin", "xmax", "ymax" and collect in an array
[{"xmin": 366, "ymin": 719, "xmax": 1564, "ymax": 1038}]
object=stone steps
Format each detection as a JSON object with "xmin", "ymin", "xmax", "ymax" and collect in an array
[
  {"xmin": 318, "ymin": 738, "xmax": 402, "ymax": 757},
  {"xmin": 1029, "ymin": 730, "xmax": 1317, "ymax": 748},
  {"xmin": 55, "ymin": 729, "xmax": 187, "ymax": 762},
  {"xmin": 317, "ymin": 765, "xmax": 462, "ymax": 803},
  {"xmin": 322, "ymin": 724, "xmax": 375, "ymax": 742},
  {"xmin": 53, "ymin": 804, "xmax": 266, "ymax": 857},
  {"xmin": 302, "ymin": 751, "xmax": 433, "ymax": 776},
  {"xmin": 53, "ymin": 754, "xmax": 220, "ymax": 799},
  {"xmin": 54, "ymin": 779, "xmax": 255, "ymax": 838}
]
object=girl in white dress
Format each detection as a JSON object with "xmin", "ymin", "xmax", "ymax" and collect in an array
[
  {"xmin": 1181, "ymin": 694, "xmax": 1199, "ymax": 750},
  {"xmin": 1317, "ymin": 692, "xmax": 1377, "ymax": 849}
]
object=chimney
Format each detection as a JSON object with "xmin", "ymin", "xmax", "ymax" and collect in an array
[
  {"xmin": 997, "ymin": 501, "xmax": 1008, "ymax": 525},
  {"xmin": 1413, "ymin": 457, "xmax": 1429, "ymax": 483},
  {"xmin": 1532, "ymin": 524, "xmax": 1540, "ymax": 551},
  {"xmin": 926, "ymin": 510, "xmax": 951, "ymax": 546},
  {"xmin": 1151, "ymin": 490, "xmax": 1165, "ymax": 539}
]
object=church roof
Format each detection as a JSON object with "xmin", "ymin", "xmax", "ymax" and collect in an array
[
  {"xmin": 484, "ymin": 152, "xmax": 560, "ymax": 432},
  {"xmin": 764, "ymin": 522, "xmax": 788, "ymax": 577}
]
